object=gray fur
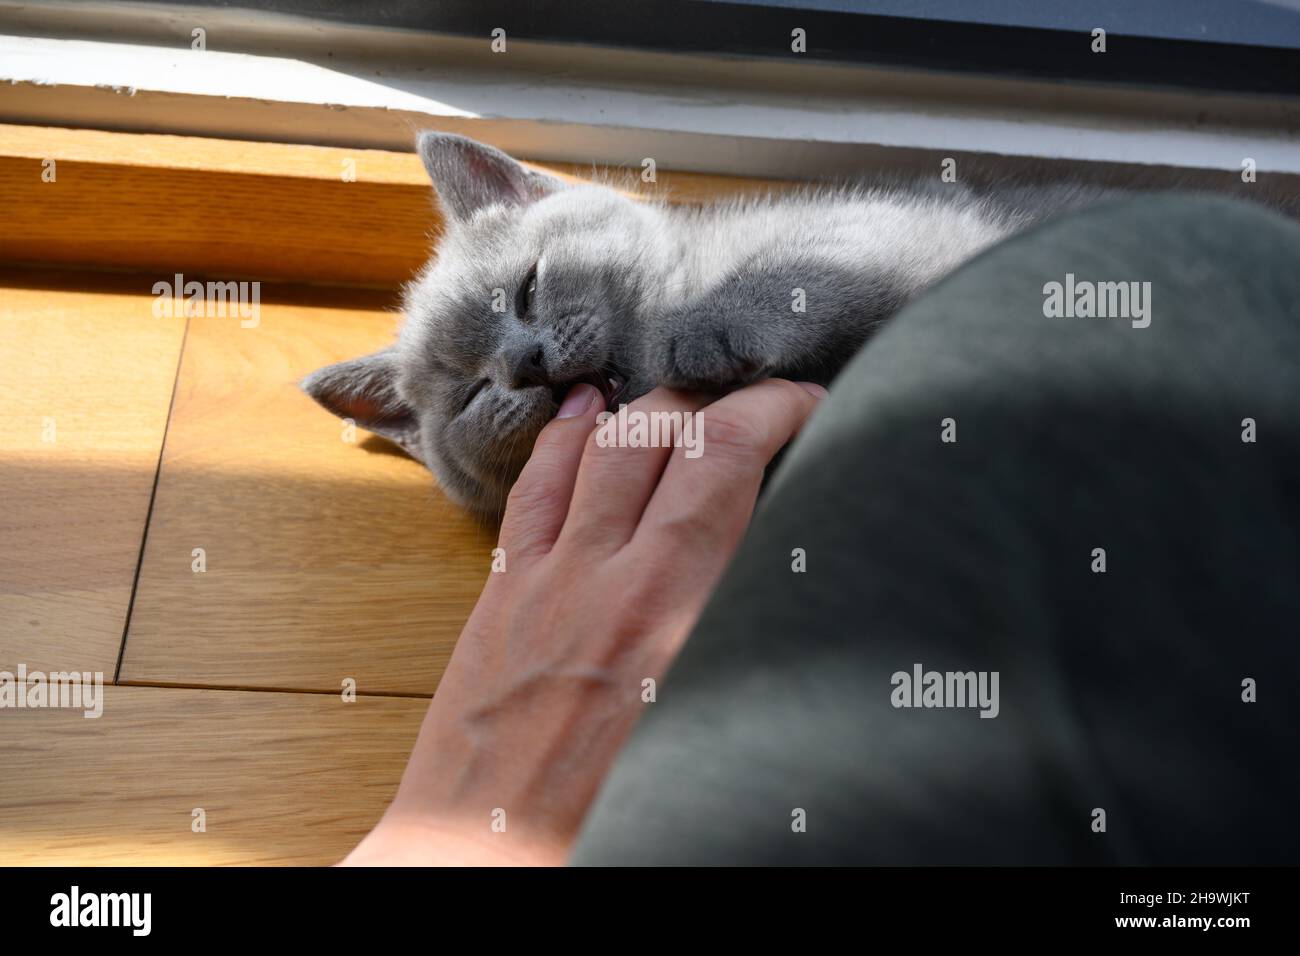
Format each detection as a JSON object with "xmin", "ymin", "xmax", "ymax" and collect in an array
[{"xmin": 304, "ymin": 132, "xmax": 1129, "ymax": 514}]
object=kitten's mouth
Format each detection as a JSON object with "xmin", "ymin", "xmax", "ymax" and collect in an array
[{"xmin": 551, "ymin": 368, "xmax": 625, "ymax": 413}]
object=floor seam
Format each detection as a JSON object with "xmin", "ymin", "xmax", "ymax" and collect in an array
[
  {"xmin": 115, "ymin": 680, "xmax": 433, "ymax": 700},
  {"xmin": 113, "ymin": 309, "xmax": 191, "ymax": 684}
]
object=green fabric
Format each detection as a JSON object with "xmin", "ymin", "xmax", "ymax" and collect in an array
[{"xmin": 572, "ymin": 195, "xmax": 1300, "ymax": 865}]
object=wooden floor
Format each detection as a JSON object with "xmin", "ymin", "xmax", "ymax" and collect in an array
[
  {"xmin": 0, "ymin": 267, "xmax": 491, "ymax": 865},
  {"xmin": 0, "ymin": 121, "xmax": 794, "ymax": 866}
]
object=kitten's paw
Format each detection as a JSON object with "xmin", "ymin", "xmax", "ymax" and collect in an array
[{"xmin": 656, "ymin": 320, "xmax": 770, "ymax": 392}]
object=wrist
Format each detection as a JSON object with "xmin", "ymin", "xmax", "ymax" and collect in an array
[{"xmin": 340, "ymin": 811, "xmax": 568, "ymax": 867}]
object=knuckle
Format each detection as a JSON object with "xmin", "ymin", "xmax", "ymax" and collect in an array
[
  {"xmin": 762, "ymin": 378, "xmax": 814, "ymax": 422},
  {"xmin": 698, "ymin": 407, "xmax": 767, "ymax": 460},
  {"xmin": 503, "ymin": 469, "xmax": 552, "ymax": 517},
  {"xmin": 646, "ymin": 507, "xmax": 714, "ymax": 549},
  {"xmin": 579, "ymin": 426, "xmax": 642, "ymax": 477},
  {"xmin": 658, "ymin": 482, "xmax": 751, "ymax": 541},
  {"xmin": 768, "ymin": 376, "xmax": 811, "ymax": 408},
  {"xmin": 555, "ymin": 514, "xmax": 610, "ymax": 551}
]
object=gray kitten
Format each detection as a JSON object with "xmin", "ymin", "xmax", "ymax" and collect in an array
[{"xmin": 303, "ymin": 132, "xmax": 1116, "ymax": 514}]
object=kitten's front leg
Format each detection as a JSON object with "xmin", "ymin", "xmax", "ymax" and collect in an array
[
  {"xmin": 649, "ymin": 263, "xmax": 898, "ymax": 392},
  {"xmin": 652, "ymin": 306, "xmax": 771, "ymax": 392}
]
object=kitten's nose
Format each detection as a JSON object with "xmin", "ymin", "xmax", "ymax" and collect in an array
[{"xmin": 506, "ymin": 343, "xmax": 549, "ymax": 389}]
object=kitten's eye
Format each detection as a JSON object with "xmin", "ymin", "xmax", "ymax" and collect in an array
[{"xmin": 518, "ymin": 264, "xmax": 538, "ymax": 319}]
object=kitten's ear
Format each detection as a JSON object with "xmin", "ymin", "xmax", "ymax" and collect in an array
[
  {"xmin": 301, "ymin": 350, "xmax": 421, "ymax": 457},
  {"xmin": 416, "ymin": 131, "xmax": 559, "ymax": 221}
]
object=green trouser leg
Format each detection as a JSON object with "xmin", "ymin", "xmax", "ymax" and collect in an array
[{"xmin": 572, "ymin": 195, "xmax": 1300, "ymax": 865}]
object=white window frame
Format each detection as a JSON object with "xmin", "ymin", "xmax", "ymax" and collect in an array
[{"xmin": 1, "ymin": 3, "xmax": 1298, "ymax": 181}]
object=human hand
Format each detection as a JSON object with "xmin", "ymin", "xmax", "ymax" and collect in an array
[{"xmin": 343, "ymin": 377, "xmax": 826, "ymax": 865}]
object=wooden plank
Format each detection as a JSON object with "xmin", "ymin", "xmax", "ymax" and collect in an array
[
  {"xmin": 0, "ymin": 685, "xmax": 425, "ymax": 865},
  {"xmin": 119, "ymin": 283, "xmax": 494, "ymax": 696},
  {"xmin": 0, "ymin": 122, "xmax": 792, "ymax": 200},
  {"xmin": 0, "ymin": 123, "xmax": 434, "ymax": 184},
  {"xmin": 0, "ymin": 269, "xmax": 186, "ymax": 677},
  {"xmin": 0, "ymin": 123, "xmax": 794, "ymax": 287},
  {"xmin": 0, "ymin": 130, "xmax": 436, "ymax": 289}
]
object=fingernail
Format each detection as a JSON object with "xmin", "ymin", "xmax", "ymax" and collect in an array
[
  {"xmin": 557, "ymin": 383, "xmax": 599, "ymax": 419},
  {"xmin": 795, "ymin": 381, "xmax": 829, "ymax": 399}
]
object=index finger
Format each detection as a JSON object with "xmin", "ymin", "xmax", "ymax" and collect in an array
[
  {"xmin": 496, "ymin": 383, "xmax": 604, "ymax": 562},
  {"xmin": 632, "ymin": 378, "xmax": 826, "ymax": 555}
]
